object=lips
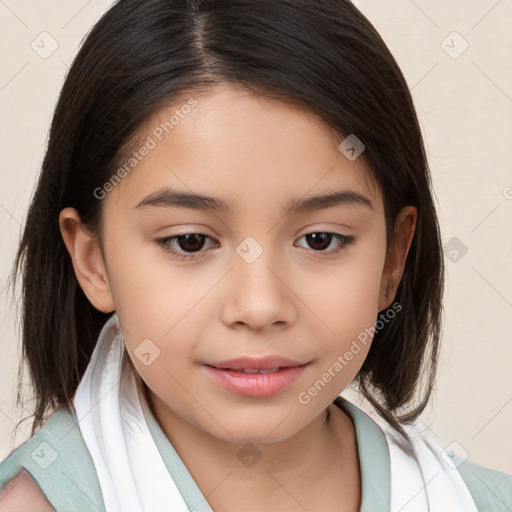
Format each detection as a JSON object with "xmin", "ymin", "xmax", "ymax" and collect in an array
[{"xmin": 202, "ymin": 355, "xmax": 310, "ymax": 397}]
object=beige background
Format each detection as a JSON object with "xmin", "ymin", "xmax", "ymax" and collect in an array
[{"xmin": 0, "ymin": 0, "xmax": 511, "ymax": 474}]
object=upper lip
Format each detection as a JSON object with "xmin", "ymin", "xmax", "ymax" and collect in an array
[{"xmin": 205, "ymin": 356, "xmax": 309, "ymax": 370}]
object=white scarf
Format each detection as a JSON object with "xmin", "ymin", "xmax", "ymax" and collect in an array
[
  {"xmin": 72, "ymin": 314, "xmax": 478, "ymax": 512},
  {"xmin": 375, "ymin": 415, "xmax": 478, "ymax": 511}
]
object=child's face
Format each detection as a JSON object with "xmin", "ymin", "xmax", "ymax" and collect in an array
[{"xmin": 76, "ymin": 84, "xmax": 412, "ymax": 442}]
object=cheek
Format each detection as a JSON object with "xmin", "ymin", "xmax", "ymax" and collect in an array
[
  {"xmin": 317, "ymin": 238, "xmax": 386, "ymax": 323},
  {"xmin": 103, "ymin": 236, "xmax": 213, "ymax": 385},
  {"xmin": 306, "ymin": 234, "xmax": 387, "ymax": 373},
  {"xmin": 104, "ymin": 233, "xmax": 206, "ymax": 330}
]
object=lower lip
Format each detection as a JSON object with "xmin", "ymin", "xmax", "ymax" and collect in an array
[{"xmin": 202, "ymin": 364, "xmax": 308, "ymax": 397}]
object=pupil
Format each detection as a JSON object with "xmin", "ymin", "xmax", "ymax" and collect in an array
[
  {"xmin": 179, "ymin": 234, "xmax": 205, "ymax": 252},
  {"xmin": 307, "ymin": 233, "xmax": 330, "ymax": 251}
]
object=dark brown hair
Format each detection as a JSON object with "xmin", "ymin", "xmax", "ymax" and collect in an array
[{"xmin": 9, "ymin": 0, "xmax": 444, "ymax": 441}]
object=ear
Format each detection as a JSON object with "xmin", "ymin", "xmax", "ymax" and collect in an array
[
  {"xmin": 59, "ymin": 207, "xmax": 115, "ymax": 313},
  {"xmin": 378, "ymin": 206, "xmax": 417, "ymax": 312}
]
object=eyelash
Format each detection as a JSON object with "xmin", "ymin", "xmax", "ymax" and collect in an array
[{"xmin": 155, "ymin": 231, "xmax": 355, "ymax": 261}]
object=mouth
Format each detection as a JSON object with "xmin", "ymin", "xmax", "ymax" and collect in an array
[{"xmin": 202, "ymin": 362, "xmax": 310, "ymax": 397}]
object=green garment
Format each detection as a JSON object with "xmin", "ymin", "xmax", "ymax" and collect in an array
[{"xmin": 0, "ymin": 396, "xmax": 511, "ymax": 511}]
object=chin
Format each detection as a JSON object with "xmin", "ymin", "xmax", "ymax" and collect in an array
[{"xmin": 204, "ymin": 414, "xmax": 306, "ymax": 445}]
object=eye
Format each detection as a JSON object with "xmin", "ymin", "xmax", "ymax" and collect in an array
[
  {"xmin": 156, "ymin": 233, "xmax": 217, "ymax": 260},
  {"xmin": 295, "ymin": 232, "xmax": 355, "ymax": 256}
]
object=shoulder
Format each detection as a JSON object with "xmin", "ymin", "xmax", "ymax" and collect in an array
[
  {"xmin": 0, "ymin": 468, "xmax": 54, "ymax": 511},
  {"xmin": 0, "ymin": 407, "xmax": 105, "ymax": 512},
  {"xmin": 454, "ymin": 455, "xmax": 512, "ymax": 511}
]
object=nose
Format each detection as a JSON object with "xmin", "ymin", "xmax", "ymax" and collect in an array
[{"xmin": 220, "ymin": 247, "xmax": 297, "ymax": 331}]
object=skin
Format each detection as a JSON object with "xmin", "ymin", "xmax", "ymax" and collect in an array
[
  {"xmin": 0, "ymin": 469, "xmax": 54, "ymax": 511},
  {"xmin": 59, "ymin": 83, "xmax": 416, "ymax": 512}
]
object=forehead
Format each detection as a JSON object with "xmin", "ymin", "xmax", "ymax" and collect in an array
[{"xmin": 104, "ymin": 84, "xmax": 382, "ymax": 216}]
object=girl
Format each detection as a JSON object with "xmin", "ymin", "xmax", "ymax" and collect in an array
[{"xmin": 0, "ymin": 0, "xmax": 510, "ymax": 511}]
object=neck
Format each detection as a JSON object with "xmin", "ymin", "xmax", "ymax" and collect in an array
[{"xmin": 136, "ymin": 378, "xmax": 361, "ymax": 511}]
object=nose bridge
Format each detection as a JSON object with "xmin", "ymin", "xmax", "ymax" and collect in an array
[
  {"xmin": 235, "ymin": 233, "xmax": 284, "ymax": 283},
  {"xmin": 236, "ymin": 233, "xmax": 284, "ymax": 294}
]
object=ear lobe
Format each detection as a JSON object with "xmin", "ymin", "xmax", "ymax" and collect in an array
[
  {"xmin": 378, "ymin": 206, "xmax": 417, "ymax": 312},
  {"xmin": 59, "ymin": 207, "xmax": 115, "ymax": 313}
]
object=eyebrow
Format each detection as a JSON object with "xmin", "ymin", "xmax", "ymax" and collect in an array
[{"xmin": 135, "ymin": 187, "xmax": 373, "ymax": 215}]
